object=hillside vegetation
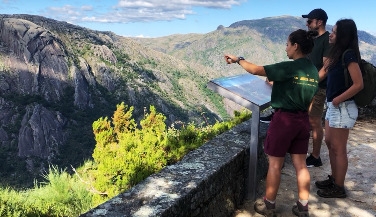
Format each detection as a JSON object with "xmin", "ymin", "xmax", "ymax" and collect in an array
[
  {"xmin": 1, "ymin": 14, "xmax": 376, "ymax": 192},
  {"xmin": 133, "ymin": 15, "xmax": 376, "ymax": 73},
  {"xmin": 0, "ymin": 103, "xmax": 251, "ymax": 216},
  {"xmin": 0, "ymin": 14, "xmax": 227, "ymax": 187}
]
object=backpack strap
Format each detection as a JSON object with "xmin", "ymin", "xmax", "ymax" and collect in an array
[{"xmin": 342, "ymin": 49, "xmax": 353, "ymax": 88}]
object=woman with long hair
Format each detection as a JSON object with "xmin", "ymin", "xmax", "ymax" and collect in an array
[{"xmin": 316, "ymin": 19, "xmax": 364, "ymax": 198}]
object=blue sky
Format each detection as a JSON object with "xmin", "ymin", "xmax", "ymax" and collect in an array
[{"xmin": 1, "ymin": 0, "xmax": 375, "ymax": 38}]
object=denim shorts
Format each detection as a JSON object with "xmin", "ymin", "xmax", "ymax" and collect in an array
[{"xmin": 325, "ymin": 100, "xmax": 358, "ymax": 129}]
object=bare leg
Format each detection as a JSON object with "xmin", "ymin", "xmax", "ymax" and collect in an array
[
  {"xmin": 326, "ymin": 126, "xmax": 349, "ymax": 186},
  {"xmin": 325, "ymin": 120, "xmax": 336, "ymax": 176},
  {"xmin": 309, "ymin": 115, "xmax": 324, "ymax": 158},
  {"xmin": 291, "ymin": 154, "xmax": 311, "ymax": 200},
  {"xmin": 265, "ymin": 155, "xmax": 285, "ymax": 201}
]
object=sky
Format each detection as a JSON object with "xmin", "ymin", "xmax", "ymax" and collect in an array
[{"xmin": 1, "ymin": 0, "xmax": 376, "ymax": 38}]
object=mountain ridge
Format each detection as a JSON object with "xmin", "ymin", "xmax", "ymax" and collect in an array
[{"xmin": 133, "ymin": 15, "xmax": 376, "ymax": 75}]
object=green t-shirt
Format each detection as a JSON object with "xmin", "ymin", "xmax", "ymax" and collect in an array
[
  {"xmin": 308, "ymin": 31, "xmax": 330, "ymax": 88},
  {"xmin": 264, "ymin": 58, "xmax": 319, "ymax": 111}
]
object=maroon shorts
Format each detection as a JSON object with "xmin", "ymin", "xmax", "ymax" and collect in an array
[{"xmin": 264, "ymin": 109, "xmax": 310, "ymax": 157}]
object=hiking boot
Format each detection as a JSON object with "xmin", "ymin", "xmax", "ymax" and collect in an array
[
  {"xmin": 317, "ymin": 184, "xmax": 347, "ymax": 198},
  {"xmin": 315, "ymin": 175, "xmax": 334, "ymax": 189},
  {"xmin": 260, "ymin": 113, "xmax": 273, "ymax": 123},
  {"xmin": 292, "ymin": 201, "xmax": 309, "ymax": 217},
  {"xmin": 306, "ymin": 154, "xmax": 323, "ymax": 167},
  {"xmin": 254, "ymin": 197, "xmax": 277, "ymax": 217}
]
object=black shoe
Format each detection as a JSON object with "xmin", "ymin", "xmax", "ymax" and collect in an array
[
  {"xmin": 292, "ymin": 201, "xmax": 309, "ymax": 217},
  {"xmin": 317, "ymin": 184, "xmax": 347, "ymax": 198},
  {"xmin": 315, "ymin": 175, "xmax": 334, "ymax": 189},
  {"xmin": 306, "ymin": 154, "xmax": 323, "ymax": 167},
  {"xmin": 260, "ymin": 113, "xmax": 273, "ymax": 123}
]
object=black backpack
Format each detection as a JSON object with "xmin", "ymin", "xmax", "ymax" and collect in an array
[{"xmin": 342, "ymin": 50, "xmax": 376, "ymax": 106}]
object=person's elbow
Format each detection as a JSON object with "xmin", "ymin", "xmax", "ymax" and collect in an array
[
  {"xmin": 359, "ymin": 82, "xmax": 364, "ymax": 91},
  {"xmin": 355, "ymin": 81, "xmax": 364, "ymax": 92},
  {"xmin": 318, "ymin": 70, "xmax": 327, "ymax": 82}
]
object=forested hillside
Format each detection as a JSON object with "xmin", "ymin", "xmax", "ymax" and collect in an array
[
  {"xmin": 1, "ymin": 14, "xmax": 376, "ymax": 190},
  {"xmin": 0, "ymin": 14, "xmax": 226, "ymax": 188}
]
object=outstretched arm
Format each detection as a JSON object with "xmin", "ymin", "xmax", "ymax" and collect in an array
[{"xmin": 224, "ymin": 54, "xmax": 267, "ymax": 76}]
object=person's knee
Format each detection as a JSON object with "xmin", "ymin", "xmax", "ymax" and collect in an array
[
  {"xmin": 294, "ymin": 165, "xmax": 308, "ymax": 173},
  {"xmin": 269, "ymin": 162, "xmax": 283, "ymax": 171},
  {"xmin": 291, "ymin": 155, "xmax": 307, "ymax": 170},
  {"xmin": 331, "ymin": 146, "xmax": 347, "ymax": 157}
]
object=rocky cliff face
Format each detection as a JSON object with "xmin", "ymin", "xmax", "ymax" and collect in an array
[
  {"xmin": 0, "ymin": 18, "xmax": 68, "ymax": 101},
  {"xmin": 0, "ymin": 17, "xmax": 71, "ymax": 165},
  {"xmin": 0, "ymin": 14, "xmax": 221, "ymax": 185},
  {"xmin": 0, "ymin": 16, "xmax": 95, "ymax": 178}
]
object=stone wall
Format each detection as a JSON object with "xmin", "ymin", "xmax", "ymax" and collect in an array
[{"xmin": 81, "ymin": 120, "xmax": 269, "ymax": 217}]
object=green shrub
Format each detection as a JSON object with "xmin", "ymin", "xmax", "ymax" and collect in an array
[
  {"xmin": 91, "ymin": 103, "xmax": 169, "ymax": 203},
  {"xmin": 0, "ymin": 188, "xmax": 26, "ymax": 217},
  {"xmin": 0, "ymin": 104, "xmax": 251, "ymax": 216},
  {"xmin": 0, "ymin": 166, "xmax": 93, "ymax": 217}
]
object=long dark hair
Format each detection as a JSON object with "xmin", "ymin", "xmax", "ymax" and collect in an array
[
  {"xmin": 326, "ymin": 19, "xmax": 361, "ymax": 70},
  {"xmin": 288, "ymin": 29, "xmax": 318, "ymax": 55}
]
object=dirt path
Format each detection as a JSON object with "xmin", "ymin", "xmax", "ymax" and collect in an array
[{"xmin": 233, "ymin": 118, "xmax": 376, "ymax": 217}]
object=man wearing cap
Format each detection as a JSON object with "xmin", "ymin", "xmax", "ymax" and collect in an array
[{"xmin": 302, "ymin": 8, "xmax": 330, "ymax": 168}]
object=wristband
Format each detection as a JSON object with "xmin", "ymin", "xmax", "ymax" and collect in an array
[{"xmin": 237, "ymin": 56, "xmax": 245, "ymax": 64}]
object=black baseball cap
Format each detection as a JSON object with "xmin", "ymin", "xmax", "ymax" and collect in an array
[{"xmin": 302, "ymin": 8, "xmax": 328, "ymax": 22}]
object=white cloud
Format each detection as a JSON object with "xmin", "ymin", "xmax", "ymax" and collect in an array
[
  {"xmin": 117, "ymin": 0, "xmax": 241, "ymax": 9},
  {"xmin": 41, "ymin": 0, "xmax": 244, "ymax": 24},
  {"xmin": 49, "ymin": 5, "xmax": 80, "ymax": 16},
  {"xmin": 135, "ymin": 34, "xmax": 149, "ymax": 38},
  {"xmin": 81, "ymin": 5, "xmax": 93, "ymax": 11}
]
